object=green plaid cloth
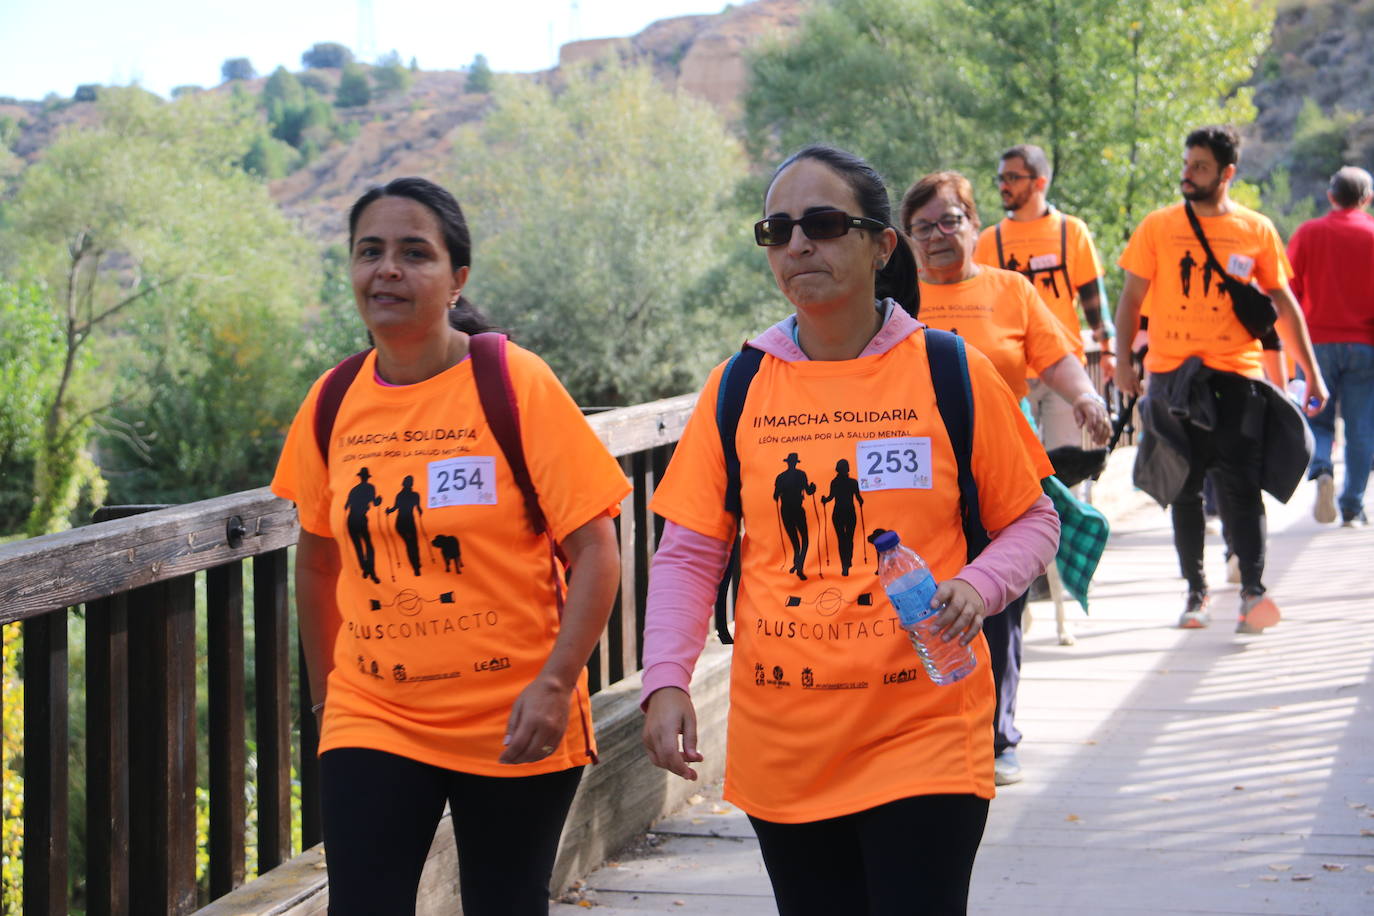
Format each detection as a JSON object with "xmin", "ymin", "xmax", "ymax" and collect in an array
[{"xmin": 1042, "ymin": 475, "xmax": 1109, "ymax": 612}]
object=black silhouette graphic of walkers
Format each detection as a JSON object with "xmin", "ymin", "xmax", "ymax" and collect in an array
[
  {"xmin": 774, "ymin": 453, "xmax": 816, "ymax": 581},
  {"xmin": 821, "ymin": 459, "xmax": 864, "ymax": 576},
  {"xmin": 1202, "ymin": 258, "xmax": 1217, "ymax": 297},
  {"xmin": 1005, "ymin": 253, "xmax": 1021, "ymax": 273},
  {"xmin": 386, "ymin": 475, "xmax": 424, "ymax": 576},
  {"xmin": 345, "ymin": 467, "xmax": 383, "ymax": 584},
  {"xmin": 1179, "ymin": 249, "xmax": 1197, "ymax": 298}
]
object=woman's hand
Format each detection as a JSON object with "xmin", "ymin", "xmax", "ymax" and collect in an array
[
  {"xmin": 642, "ymin": 687, "xmax": 704, "ymax": 781},
  {"xmin": 499, "ymin": 674, "xmax": 573, "ymax": 765},
  {"xmin": 1073, "ymin": 392, "xmax": 1113, "ymax": 447},
  {"xmin": 931, "ymin": 579, "xmax": 988, "ymax": 646}
]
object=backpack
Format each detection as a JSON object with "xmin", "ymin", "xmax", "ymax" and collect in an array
[
  {"xmin": 710, "ymin": 328, "xmax": 989, "ymax": 643},
  {"xmin": 995, "ymin": 211, "xmax": 1073, "ymax": 300}
]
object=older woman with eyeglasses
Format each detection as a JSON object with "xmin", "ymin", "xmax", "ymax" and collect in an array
[
  {"xmin": 899, "ymin": 170, "xmax": 1110, "ymax": 789},
  {"xmin": 639, "ymin": 146, "xmax": 1062, "ymax": 915}
]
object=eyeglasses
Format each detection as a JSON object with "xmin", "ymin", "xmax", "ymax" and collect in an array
[
  {"xmin": 754, "ymin": 209, "xmax": 887, "ymax": 247},
  {"xmin": 997, "ymin": 171, "xmax": 1032, "ymax": 185},
  {"xmin": 906, "ymin": 213, "xmax": 967, "ymax": 240}
]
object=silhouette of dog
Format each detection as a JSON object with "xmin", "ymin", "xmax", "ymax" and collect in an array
[{"xmin": 431, "ymin": 534, "xmax": 463, "ymax": 573}]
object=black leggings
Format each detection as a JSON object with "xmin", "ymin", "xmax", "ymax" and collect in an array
[
  {"xmin": 1170, "ymin": 373, "xmax": 1268, "ymax": 595},
  {"xmin": 748, "ymin": 793, "xmax": 990, "ymax": 915},
  {"xmin": 320, "ymin": 748, "xmax": 583, "ymax": 916}
]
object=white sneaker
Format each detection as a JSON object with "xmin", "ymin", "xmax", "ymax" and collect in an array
[{"xmin": 1314, "ymin": 473, "xmax": 1337, "ymax": 524}]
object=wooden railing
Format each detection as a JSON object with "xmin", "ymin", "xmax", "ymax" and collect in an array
[
  {"xmin": 0, "ymin": 350, "xmax": 1132, "ymax": 914},
  {"xmin": 0, "ymin": 392, "xmax": 695, "ymax": 915}
]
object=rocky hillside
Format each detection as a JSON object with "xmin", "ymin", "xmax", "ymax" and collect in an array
[
  {"xmin": 266, "ymin": 0, "xmax": 804, "ymax": 243},
  {"xmin": 3, "ymin": 0, "xmax": 1370, "ymax": 244},
  {"xmin": 1246, "ymin": 0, "xmax": 1374, "ymax": 202}
]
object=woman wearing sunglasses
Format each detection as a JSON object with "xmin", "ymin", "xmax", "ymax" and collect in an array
[
  {"xmin": 899, "ymin": 171, "xmax": 1111, "ymax": 789},
  {"xmin": 640, "ymin": 145, "xmax": 1061, "ymax": 915}
]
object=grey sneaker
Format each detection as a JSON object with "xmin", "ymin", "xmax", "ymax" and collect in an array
[
  {"xmin": 994, "ymin": 749, "xmax": 1023, "ymax": 786},
  {"xmin": 1314, "ymin": 473, "xmax": 1337, "ymax": 524},
  {"xmin": 1236, "ymin": 592, "xmax": 1281, "ymax": 634},
  {"xmin": 1178, "ymin": 591, "xmax": 1211, "ymax": 629}
]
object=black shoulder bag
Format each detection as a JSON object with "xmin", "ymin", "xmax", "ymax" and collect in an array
[{"xmin": 1183, "ymin": 201, "xmax": 1278, "ymax": 340}]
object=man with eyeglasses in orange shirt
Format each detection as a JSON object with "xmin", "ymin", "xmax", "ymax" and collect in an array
[{"xmin": 975, "ymin": 145, "xmax": 1112, "ymax": 451}]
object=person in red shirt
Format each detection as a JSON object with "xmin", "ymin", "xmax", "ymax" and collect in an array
[{"xmin": 1287, "ymin": 166, "xmax": 1374, "ymax": 527}]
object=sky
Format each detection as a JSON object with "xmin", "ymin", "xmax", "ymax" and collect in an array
[{"xmin": 0, "ymin": 0, "xmax": 733, "ymax": 102}]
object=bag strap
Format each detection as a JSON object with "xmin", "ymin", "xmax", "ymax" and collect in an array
[
  {"xmin": 470, "ymin": 332, "xmax": 547, "ymax": 537},
  {"xmin": 994, "ymin": 224, "xmax": 1006, "ymax": 269},
  {"xmin": 711, "ymin": 344, "xmax": 765, "ymax": 644},
  {"xmin": 314, "ymin": 348, "xmax": 372, "ymax": 464},
  {"xmin": 924, "ymin": 329, "xmax": 991, "ymax": 561},
  {"xmin": 1183, "ymin": 200, "xmax": 1231, "ymax": 281},
  {"xmin": 1058, "ymin": 210, "xmax": 1073, "ymax": 292}
]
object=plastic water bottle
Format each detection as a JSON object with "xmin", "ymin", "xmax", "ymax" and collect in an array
[{"xmin": 871, "ymin": 529, "xmax": 977, "ymax": 685}]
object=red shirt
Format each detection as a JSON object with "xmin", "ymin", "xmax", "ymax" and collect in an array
[{"xmin": 1287, "ymin": 208, "xmax": 1374, "ymax": 346}]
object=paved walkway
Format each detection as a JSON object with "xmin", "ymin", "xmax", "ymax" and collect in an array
[{"xmin": 555, "ymin": 454, "xmax": 1374, "ymax": 915}]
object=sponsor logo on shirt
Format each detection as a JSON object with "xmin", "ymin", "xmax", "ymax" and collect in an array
[
  {"xmin": 800, "ymin": 666, "xmax": 869, "ymax": 691},
  {"xmin": 883, "ymin": 667, "xmax": 923, "ymax": 685},
  {"xmin": 753, "ymin": 662, "xmax": 792, "ymax": 688}
]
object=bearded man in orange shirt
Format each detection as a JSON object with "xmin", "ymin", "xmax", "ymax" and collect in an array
[
  {"xmin": 975, "ymin": 144, "xmax": 1113, "ymax": 449},
  {"xmin": 1115, "ymin": 125, "xmax": 1327, "ymax": 634}
]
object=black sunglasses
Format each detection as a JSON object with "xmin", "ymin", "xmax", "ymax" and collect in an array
[{"xmin": 754, "ymin": 209, "xmax": 887, "ymax": 247}]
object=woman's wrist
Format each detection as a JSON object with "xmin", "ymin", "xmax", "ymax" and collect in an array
[{"xmin": 1074, "ymin": 391, "xmax": 1106, "ymax": 408}]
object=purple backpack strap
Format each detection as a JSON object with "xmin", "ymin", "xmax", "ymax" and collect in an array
[
  {"xmin": 313, "ymin": 348, "xmax": 372, "ymax": 464},
  {"xmin": 469, "ymin": 332, "xmax": 547, "ymax": 537}
]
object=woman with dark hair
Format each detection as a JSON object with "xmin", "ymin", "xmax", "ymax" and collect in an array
[
  {"xmin": 271, "ymin": 177, "xmax": 629, "ymax": 914},
  {"xmin": 899, "ymin": 170, "xmax": 1110, "ymax": 788},
  {"xmin": 641, "ymin": 146, "xmax": 1061, "ymax": 914}
]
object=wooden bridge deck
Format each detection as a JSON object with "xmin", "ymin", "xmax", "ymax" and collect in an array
[{"xmin": 554, "ymin": 462, "xmax": 1374, "ymax": 914}]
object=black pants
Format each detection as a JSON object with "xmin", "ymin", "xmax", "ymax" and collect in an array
[
  {"xmin": 983, "ymin": 591, "xmax": 1028, "ymax": 754},
  {"xmin": 320, "ymin": 748, "xmax": 583, "ymax": 915},
  {"xmin": 1170, "ymin": 374, "xmax": 1268, "ymax": 595},
  {"xmin": 749, "ymin": 793, "xmax": 990, "ymax": 915}
]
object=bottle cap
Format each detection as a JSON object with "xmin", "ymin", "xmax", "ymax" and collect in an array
[{"xmin": 871, "ymin": 530, "xmax": 900, "ymax": 552}]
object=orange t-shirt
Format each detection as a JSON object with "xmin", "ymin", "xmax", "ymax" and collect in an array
[
  {"xmin": 272, "ymin": 344, "xmax": 630, "ymax": 776},
  {"xmin": 1118, "ymin": 202, "xmax": 1291, "ymax": 377},
  {"xmin": 974, "ymin": 210, "xmax": 1104, "ymax": 363},
  {"xmin": 651, "ymin": 329, "xmax": 1051, "ymax": 822},
  {"xmin": 917, "ymin": 268, "xmax": 1078, "ymax": 398}
]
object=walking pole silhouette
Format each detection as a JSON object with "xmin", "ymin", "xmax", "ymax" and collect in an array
[
  {"xmin": 774, "ymin": 498, "xmax": 788, "ymax": 571},
  {"xmin": 379, "ymin": 512, "xmax": 399, "ymax": 582},
  {"xmin": 858, "ymin": 499, "xmax": 869, "ymax": 564},
  {"xmin": 809, "ymin": 490, "xmax": 826, "ymax": 579},
  {"xmin": 418, "ymin": 513, "xmax": 436, "ymax": 566}
]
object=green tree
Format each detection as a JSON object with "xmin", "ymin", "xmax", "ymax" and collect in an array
[
  {"xmin": 0, "ymin": 280, "xmax": 65, "ymax": 532},
  {"xmin": 302, "ymin": 42, "xmax": 353, "ymax": 69},
  {"xmin": 450, "ymin": 60, "xmax": 773, "ymax": 404},
  {"xmin": 0, "ymin": 88, "xmax": 318, "ymax": 530},
  {"xmin": 220, "ymin": 57, "xmax": 256, "ymax": 82},
  {"xmin": 466, "ymin": 54, "xmax": 493, "ymax": 94},
  {"xmin": 745, "ymin": 0, "xmax": 1274, "ymax": 261},
  {"xmin": 242, "ymin": 130, "xmax": 299, "ymax": 178},
  {"xmin": 372, "ymin": 62, "xmax": 412, "ymax": 95},
  {"xmin": 335, "ymin": 62, "xmax": 372, "ymax": 107}
]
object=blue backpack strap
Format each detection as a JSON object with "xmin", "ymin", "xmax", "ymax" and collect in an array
[
  {"xmin": 711, "ymin": 344, "xmax": 765, "ymax": 644},
  {"xmin": 924, "ymin": 329, "xmax": 990, "ymax": 561}
]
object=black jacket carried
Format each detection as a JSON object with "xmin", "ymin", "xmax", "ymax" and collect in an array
[{"xmin": 1133, "ymin": 356, "xmax": 1312, "ymax": 507}]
